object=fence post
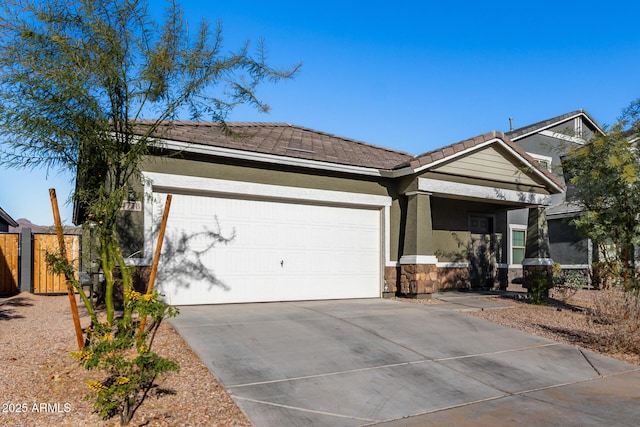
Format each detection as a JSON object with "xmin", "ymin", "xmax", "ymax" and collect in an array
[{"xmin": 20, "ymin": 227, "xmax": 32, "ymax": 293}]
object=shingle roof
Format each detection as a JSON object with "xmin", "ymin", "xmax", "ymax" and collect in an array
[
  {"xmin": 132, "ymin": 121, "xmax": 564, "ymax": 191},
  {"xmin": 395, "ymin": 131, "xmax": 565, "ymax": 190},
  {"xmin": 506, "ymin": 109, "xmax": 604, "ymax": 140},
  {"xmin": 134, "ymin": 121, "xmax": 413, "ymax": 171}
]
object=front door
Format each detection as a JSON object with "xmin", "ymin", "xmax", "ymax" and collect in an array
[{"xmin": 469, "ymin": 214, "xmax": 497, "ymax": 289}]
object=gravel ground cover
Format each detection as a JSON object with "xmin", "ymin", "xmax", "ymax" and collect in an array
[
  {"xmin": 466, "ymin": 285, "xmax": 640, "ymax": 366},
  {"xmin": 1, "ymin": 286, "xmax": 638, "ymax": 426},
  {"xmin": 0, "ymin": 293, "xmax": 250, "ymax": 427}
]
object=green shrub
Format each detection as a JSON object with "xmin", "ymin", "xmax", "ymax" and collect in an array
[
  {"xmin": 71, "ymin": 290, "xmax": 179, "ymax": 425},
  {"xmin": 526, "ymin": 269, "xmax": 551, "ymax": 305},
  {"xmin": 552, "ymin": 271, "xmax": 587, "ymax": 303}
]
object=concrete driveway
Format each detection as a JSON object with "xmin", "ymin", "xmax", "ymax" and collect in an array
[{"xmin": 169, "ymin": 298, "xmax": 640, "ymax": 426}]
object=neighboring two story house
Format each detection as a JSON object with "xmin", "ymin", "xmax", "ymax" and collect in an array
[{"xmin": 504, "ymin": 110, "xmax": 605, "ymax": 282}]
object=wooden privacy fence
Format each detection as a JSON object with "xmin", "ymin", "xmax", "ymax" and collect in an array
[
  {"xmin": 33, "ymin": 234, "xmax": 81, "ymax": 294},
  {"xmin": 0, "ymin": 233, "xmax": 19, "ymax": 296}
]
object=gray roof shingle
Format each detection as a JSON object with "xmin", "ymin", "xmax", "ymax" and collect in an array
[{"xmin": 134, "ymin": 121, "xmax": 413, "ymax": 171}]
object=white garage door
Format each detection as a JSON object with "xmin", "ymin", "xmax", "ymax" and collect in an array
[{"xmin": 153, "ymin": 192, "xmax": 382, "ymax": 305}]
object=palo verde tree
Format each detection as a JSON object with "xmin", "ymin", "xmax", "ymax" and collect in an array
[
  {"xmin": 562, "ymin": 98, "xmax": 640, "ymax": 291},
  {"xmin": 0, "ymin": 0, "xmax": 298, "ymax": 424}
]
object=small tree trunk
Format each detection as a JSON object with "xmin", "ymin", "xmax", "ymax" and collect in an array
[{"xmin": 102, "ymin": 244, "xmax": 116, "ymax": 327}]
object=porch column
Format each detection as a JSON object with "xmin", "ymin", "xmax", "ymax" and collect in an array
[
  {"xmin": 399, "ymin": 191, "xmax": 438, "ymax": 297},
  {"xmin": 522, "ymin": 207, "xmax": 553, "ymax": 296},
  {"xmin": 403, "ymin": 191, "xmax": 435, "ymax": 256}
]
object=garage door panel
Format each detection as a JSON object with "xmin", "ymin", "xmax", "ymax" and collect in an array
[{"xmin": 155, "ymin": 192, "xmax": 381, "ymax": 305}]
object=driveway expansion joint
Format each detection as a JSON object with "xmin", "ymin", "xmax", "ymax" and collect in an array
[
  {"xmin": 226, "ymin": 359, "xmax": 427, "ymax": 389},
  {"xmin": 233, "ymin": 396, "xmax": 378, "ymax": 423}
]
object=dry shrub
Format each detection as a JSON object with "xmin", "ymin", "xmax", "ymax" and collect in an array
[
  {"xmin": 587, "ymin": 288, "xmax": 640, "ymax": 355},
  {"xmin": 551, "ymin": 271, "xmax": 587, "ymax": 303}
]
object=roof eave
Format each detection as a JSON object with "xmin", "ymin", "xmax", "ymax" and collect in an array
[
  {"xmin": 0, "ymin": 207, "xmax": 18, "ymax": 227},
  {"xmin": 156, "ymin": 138, "xmax": 388, "ymax": 177}
]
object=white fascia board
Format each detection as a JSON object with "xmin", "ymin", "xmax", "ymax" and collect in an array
[
  {"xmin": 509, "ymin": 113, "xmax": 586, "ymax": 140},
  {"xmin": 418, "ymin": 177, "xmax": 553, "ymax": 206},
  {"xmin": 139, "ymin": 172, "xmax": 393, "ymax": 268},
  {"xmin": 581, "ymin": 114, "xmax": 606, "ymax": 135},
  {"xmin": 538, "ymin": 130, "xmax": 586, "ymax": 145},
  {"xmin": 158, "ymin": 138, "xmax": 384, "ymax": 177}
]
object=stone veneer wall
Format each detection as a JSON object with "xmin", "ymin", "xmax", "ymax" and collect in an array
[
  {"xmin": 384, "ymin": 265, "xmax": 471, "ymax": 297},
  {"xmin": 505, "ymin": 267, "xmax": 524, "ymax": 286},
  {"xmin": 438, "ymin": 267, "xmax": 470, "ymax": 291}
]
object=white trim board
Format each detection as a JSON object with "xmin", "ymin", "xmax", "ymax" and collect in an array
[
  {"xmin": 400, "ymin": 255, "xmax": 439, "ymax": 265},
  {"xmin": 436, "ymin": 262, "xmax": 469, "ymax": 268},
  {"xmin": 418, "ymin": 177, "xmax": 553, "ymax": 206},
  {"xmin": 144, "ymin": 172, "xmax": 392, "ymax": 207},
  {"xmin": 539, "ymin": 130, "xmax": 586, "ymax": 145}
]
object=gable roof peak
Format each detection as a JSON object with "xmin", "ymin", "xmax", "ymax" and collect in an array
[
  {"xmin": 395, "ymin": 130, "xmax": 564, "ymax": 192},
  {"xmin": 506, "ymin": 109, "xmax": 604, "ymax": 140},
  {"xmin": 403, "ymin": 130, "xmax": 505, "ymax": 170}
]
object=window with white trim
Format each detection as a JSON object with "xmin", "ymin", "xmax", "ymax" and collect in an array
[
  {"xmin": 510, "ymin": 225, "xmax": 527, "ymax": 265},
  {"xmin": 526, "ymin": 152, "xmax": 552, "ymax": 171}
]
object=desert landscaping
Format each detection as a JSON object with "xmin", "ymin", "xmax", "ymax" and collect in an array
[{"xmin": 1, "ymin": 285, "xmax": 639, "ymax": 426}]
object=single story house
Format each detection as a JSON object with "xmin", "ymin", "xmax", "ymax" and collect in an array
[{"xmin": 77, "ymin": 122, "xmax": 564, "ymax": 305}]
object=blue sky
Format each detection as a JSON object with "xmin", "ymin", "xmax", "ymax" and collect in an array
[{"xmin": 2, "ymin": 0, "xmax": 640, "ymax": 225}]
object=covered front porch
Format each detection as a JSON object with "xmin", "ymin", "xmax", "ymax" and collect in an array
[{"xmin": 384, "ymin": 132, "xmax": 562, "ymax": 298}]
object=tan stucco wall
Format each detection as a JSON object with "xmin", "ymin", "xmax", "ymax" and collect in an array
[
  {"xmin": 432, "ymin": 230, "xmax": 470, "ymax": 262},
  {"xmin": 116, "ymin": 179, "xmax": 146, "ymax": 258},
  {"xmin": 402, "ymin": 192, "xmax": 434, "ymax": 256},
  {"xmin": 389, "ymin": 199, "xmax": 401, "ymax": 262}
]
